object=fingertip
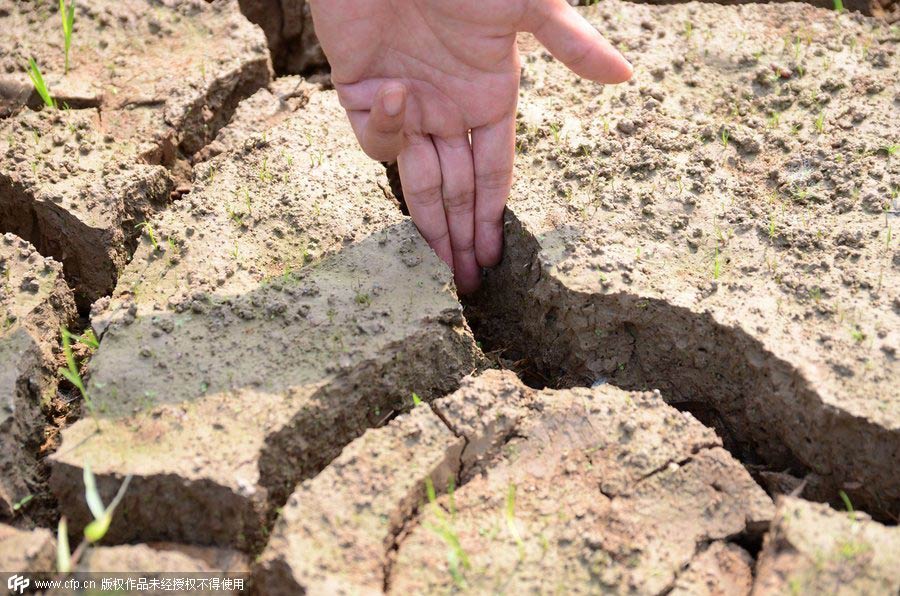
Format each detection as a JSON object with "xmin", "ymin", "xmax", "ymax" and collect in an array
[{"xmin": 378, "ymin": 82, "xmax": 406, "ymax": 118}]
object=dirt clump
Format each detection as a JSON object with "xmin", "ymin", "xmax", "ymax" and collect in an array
[
  {"xmin": 467, "ymin": 0, "xmax": 899, "ymax": 520},
  {"xmin": 196, "ymin": 76, "xmax": 317, "ymax": 162},
  {"xmin": 0, "ymin": 523, "xmax": 57, "ymax": 574},
  {"xmin": 0, "ymin": 109, "xmax": 172, "ymax": 306},
  {"xmin": 753, "ymin": 496, "xmax": 900, "ymax": 594},
  {"xmin": 253, "ymin": 370, "xmax": 773, "ymax": 594},
  {"xmin": 0, "ymin": 234, "xmax": 75, "ymax": 521},
  {"xmin": 49, "ymin": 89, "xmax": 483, "ymax": 551}
]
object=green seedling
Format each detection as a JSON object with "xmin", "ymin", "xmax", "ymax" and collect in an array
[
  {"xmin": 12, "ymin": 494, "xmax": 34, "ymax": 512},
  {"xmin": 59, "ymin": 326, "xmax": 91, "ymax": 410},
  {"xmin": 850, "ymin": 326, "xmax": 866, "ymax": 343},
  {"xmin": 720, "ymin": 129, "xmax": 729, "ymax": 150},
  {"xmin": 814, "ymin": 111, "xmax": 825, "ymax": 134},
  {"xmin": 28, "ymin": 58, "xmax": 56, "ymax": 108},
  {"xmin": 135, "ymin": 222, "xmax": 160, "ymax": 251},
  {"xmin": 882, "ymin": 144, "xmax": 898, "ymax": 157},
  {"xmin": 411, "ymin": 392, "xmax": 423, "ymax": 407},
  {"xmin": 834, "ymin": 0, "xmax": 844, "ymax": 12},
  {"xmin": 549, "ymin": 122, "xmax": 561, "ymax": 144},
  {"xmin": 57, "ymin": 465, "xmax": 133, "ymax": 574},
  {"xmin": 713, "ymin": 247, "xmax": 722, "ymax": 280},
  {"xmin": 57, "ymin": 517, "xmax": 71, "ymax": 573},
  {"xmin": 838, "ymin": 490, "xmax": 854, "ymax": 513},
  {"xmin": 505, "ymin": 484, "xmax": 526, "ymax": 560},
  {"xmin": 83, "ymin": 464, "xmax": 132, "ymax": 543},
  {"xmin": 424, "ymin": 477, "xmax": 470, "ymax": 589},
  {"xmin": 60, "ymin": 0, "xmax": 75, "ymax": 74}
]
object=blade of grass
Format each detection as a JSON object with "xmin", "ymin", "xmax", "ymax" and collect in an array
[{"xmin": 27, "ymin": 58, "xmax": 56, "ymax": 108}]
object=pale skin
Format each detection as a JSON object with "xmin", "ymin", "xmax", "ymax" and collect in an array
[{"xmin": 309, "ymin": 0, "xmax": 633, "ymax": 293}]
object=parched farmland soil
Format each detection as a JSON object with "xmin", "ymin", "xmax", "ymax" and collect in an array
[
  {"xmin": 0, "ymin": 0, "xmax": 897, "ymax": 593},
  {"xmin": 468, "ymin": 0, "xmax": 899, "ymax": 520},
  {"xmin": 0, "ymin": 0, "xmax": 270, "ymax": 305}
]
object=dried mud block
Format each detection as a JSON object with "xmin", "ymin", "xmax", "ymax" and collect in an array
[
  {"xmin": 669, "ymin": 542, "xmax": 754, "ymax": 596},
  {"xmin": 196, "ymin": 76, "xmax": 315, "ymax": 162},
  {"xmin": 0, "ymin": 109, "xmax": 172, "ymax": 305},
  {"xmin": 49, "ymin": 90, "xmax": 483, "ymax": 551},
  {"xmin": 397, "ymin": 372, "xmax": 771, "ymax": 593},
  {"xmin": 252, "ymin": 371, "xmax": 771, "ymax": 593},
  {"xmin": 0, "ymin": 234, "xmax": 75, "ymax": 518},
  {"xmin": 78, "ymin": 543, "xmax": 249, "ymax": 574},
  {"xmin": 253, "ymin": 405, "xmax": 464, "ymax": 595},
  {"xmin": 753, "ymin": 497, "xmax": 900, "ymax": 595},
  {"xmin": 468, "ymin": 0, "xmax": 899, "ymax": 519},
  {"xmin": 234, "ymin": 0, "xmax": 326, "ymax": 74},
  {"xmin": 0, "ymin": 0, "xmax": 271, "ymax": 161},
  {"xmin": 0, "ymin": 524, "xmax": 57, "ymax": 574}
]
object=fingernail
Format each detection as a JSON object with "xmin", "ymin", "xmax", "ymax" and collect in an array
[{"xmin": 383, "ymin": 87, "xmax": 404, "ymax": 117}]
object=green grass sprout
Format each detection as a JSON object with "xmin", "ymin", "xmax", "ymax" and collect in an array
[
  {"xmin": 82, "ymin": 464, "xmax": 132, "ymax": 543},
  {"xmin": 12, "ymin": 494, "xmax": 34, "ymax": 512},
  {"xmin": 28, "ymin": 58, "xmax": 56, "ymax": 108},
  {"xmin": 135, "ymin": 222, "xmax": 160, "ymax": 251},
  {"xmin": 59, "ymin": 326, "xmax": 91, "ymax": 410},
  {"xmin": 505, "ymin": 483, "xmax": 526, "ymax": 560},
  {"xmin": 60, "ymin": 0, "xmax": 75, "ymax": 74},
  {"xmin": 57, "ymin": 517, "xmax": 72, "ymax": 573},
  {"xmin": 424, "ymin": 477, "xmax": 470, "ymax": 589},
  {"xmin": 412, "ymin": 392, "xmax": 423, "ymax": 407},
  {"xmin": 834, "ymin": 0, "xmax": 844, "ymax": 12}
]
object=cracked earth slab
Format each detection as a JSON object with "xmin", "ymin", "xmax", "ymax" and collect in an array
[
  {"xmin": 0, "ymin": 0, "xmax": 271, "ymax": 160},
  {"xmin": 0, "ymin": 524, "xmax": 249, "ymax": 590},
  {"xmin": 1, "ymin": 108, "xmax": 172, "ymax": 306},
  {"xmin": 48, "ymin": 89, "xmax": 483, "ymax": 551},
  {"xmin": 195, "ymin": 76, "xmax": 315, "ymax": 162},
  {"xmin": 0, "ymin": 0, "xmax": 270, "ymax": 303},
  {"xmin": 753, "ymin": 496, "xmax": 900, "ymax": 594},
  {"xmin": 466, "ymin": 0, "xmax": 899, "ymax": 519},
  {"xmin": 0, "ymin": 234, "xmax": 75, "ymax": 519},
  {"xmin": 0, "ymin": 523, "xmax": 56, "ymax": 574},
  {"xmin": 253, "ymin": 370, "xmax": 773, "ymax": 594}
]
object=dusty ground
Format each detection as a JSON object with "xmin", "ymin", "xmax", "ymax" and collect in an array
[
  {"xmin": 468, "ymin": 0, "xmax": 899, "ymax": 520},
  {"xmin": 0, "ymin": 0, "xmax": 269, "ymax": 306},
  {"xmin": 0, "ymin": 0, "xmax": 897, "ymax": 593}
]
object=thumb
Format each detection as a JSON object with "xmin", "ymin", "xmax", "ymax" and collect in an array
[
  {"xmin": 524, "ymin": 0, "xmax": 632, "ymax": 83},
  {"xmin": 350, "ymin": 81, "xmax": 408, "ymax": 162}
]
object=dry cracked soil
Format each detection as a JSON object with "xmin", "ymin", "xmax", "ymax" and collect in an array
[{"xmin": 0, "ymin": 0, "xmax": 898, "ymax": 594}]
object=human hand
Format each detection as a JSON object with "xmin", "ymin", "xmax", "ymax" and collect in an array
[{"xmin": 309, "ymin": 0, "xmax": 632, "ymax": 293}]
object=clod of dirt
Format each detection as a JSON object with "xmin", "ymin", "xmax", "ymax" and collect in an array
[
  {"xmin": 49, "ymin": 90, "xmax": 484, "ymax": 551},
  {"xmin": 76, "ymin": 543, "xmax": 249, "ymax": 576},
  {"xmin": 0, "ymin": 234, "xmax": 75, "ymax": 519},
  {"xmin": 253, "ymin": 370, "xmax": 773, "ymax": 594},
  {"xmin": 0, "ymin": 109, "xmax": 172, "ymax": 307},
  {"xmin": 232, "ymin": 0, "xmax": 326, "ymax": 75},
  {"xmin": 0, "ymin": 0, "xmax": 271, "ymax": 162},
  {"xmin": 195, "ymin": 76, "xmax": 316, "ymax": 162},
  {"xmin": 467, "ymin": 1, "xmax": 899, "ymax": 520},
  {"xmin": 253, "ymin": 402, "xmax": 464, "ymax": 594},
  {"xmin": 0, "ymin": 523, "xmax": 56, "ymax": 574},
  {"xmin": 753, "ymin": 496, "xmax": 900, "ymax": 594},
  {"xmin": 669, "ymin": 542, "xmax": 755, "ymax": 596}
]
